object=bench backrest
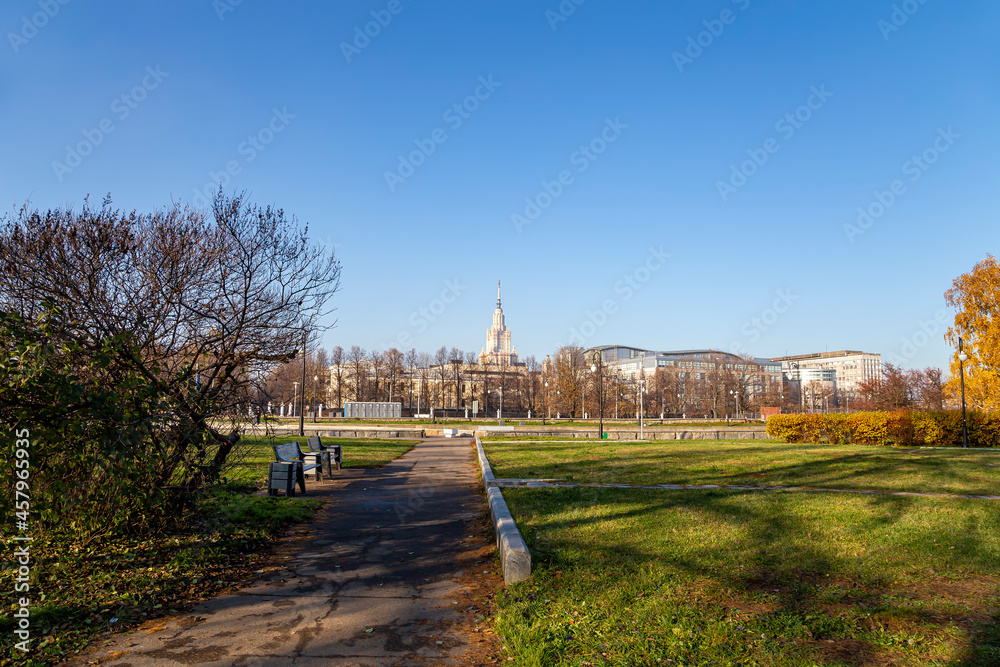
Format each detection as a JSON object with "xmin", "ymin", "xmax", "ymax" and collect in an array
[
  {"xmin": 274, "ymin": 441, "xmax": 303, "ymax": 462},
  {"xmin": 306, "ymin": 436, "xmax": 323, "ymax": 452}
]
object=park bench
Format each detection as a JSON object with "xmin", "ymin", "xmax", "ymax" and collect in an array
[
  {"xmin": 307, "ymin": 436, "xmax": 342, "ymax": 477},
  {"xmin": 268, "ymin": 441, "xmax": 323, "ymax": 496}
]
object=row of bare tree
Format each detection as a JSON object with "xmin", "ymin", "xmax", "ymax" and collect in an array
[
  {"xmin": 544, "ymin": 347, "xmax": 781, "ymax": 419},
  {"xmin": 265, "ymin": 343, "xmax": 786, "ymax": 419},
  {"xmin": 855, "ymin": 365, "xmax": 945, "ymax": 411}
]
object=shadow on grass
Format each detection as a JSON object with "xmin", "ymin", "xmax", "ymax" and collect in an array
[
  {"xmin": 487, "ymin": 441, "xmax": 1000, "ymax": 496},
  {"xmin": 502, "ymin": 487, "xmax": 1000, "ymax": 666}
]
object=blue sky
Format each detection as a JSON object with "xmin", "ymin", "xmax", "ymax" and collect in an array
[{"xmin": 2, "ymin": 0, "xmax": 997, "ymax": 369}]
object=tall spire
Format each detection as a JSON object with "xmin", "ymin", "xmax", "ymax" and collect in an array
[{"xmin": 497, "ymin": 280, "xmax": 501, "ymax": 308}]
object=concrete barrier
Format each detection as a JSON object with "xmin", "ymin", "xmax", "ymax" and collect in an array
[
  {"xmin": 317, "ymin": 429, "xmax": 425, "ymax": 439},
  {"xmin": 474, "ymin": 429, "xmax": 767, "ymax": 440},
  {"xmin": 475, "ymin": 437, "xmax": 531, "ymax": 585}
]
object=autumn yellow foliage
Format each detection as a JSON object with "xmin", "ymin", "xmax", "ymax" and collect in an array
[{"xmin": 945, "ymin": 255, "xmax": 1000, "ymax": 410}]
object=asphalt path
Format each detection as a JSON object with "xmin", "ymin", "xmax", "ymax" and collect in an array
[{"xmin": 71, "ymin": 436, "xmax": 502, "ymax": 666}]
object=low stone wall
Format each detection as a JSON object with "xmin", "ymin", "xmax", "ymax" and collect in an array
[
  {"xmin": 475, "ymin": 429, "xmax": 768, "ymax": 440},
  {"xmin": 475, "ymin": 438, "xmax": 531, "ymax": 585},
  {"xmin": 266, "ymin": 426, "xmax": 426, "ymax": 439},
  {"xmin": 317, "ymin": 429, "xmax": 426, "ymax": 439}
]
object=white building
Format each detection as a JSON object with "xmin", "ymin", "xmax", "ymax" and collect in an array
[
  {"xmin": 478, "ymin": 281, "xmax": 518, "ymax": 366},
  {"xmin": 771, "ymin": 350, "xmax": 881, "ymax": 395}
]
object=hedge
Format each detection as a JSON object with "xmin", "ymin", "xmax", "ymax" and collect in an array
[{"xmin": 765, "ymin": 411, "xmax": 1000, "ymax": 447}]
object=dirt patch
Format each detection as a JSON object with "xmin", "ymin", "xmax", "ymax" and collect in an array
[
  {"xmin": 441, "ymin": 479, "xmax": 507, "ymax": 666},
  {"xmin": 808, "ymin": 638, "xmax": 898, "ymax": 667}
]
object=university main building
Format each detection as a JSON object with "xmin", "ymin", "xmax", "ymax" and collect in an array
[{"xmin": 478, "ymin": 281, "xmax": 519, "ymax": 366}]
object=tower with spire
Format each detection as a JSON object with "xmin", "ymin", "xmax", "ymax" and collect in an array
[{"xmin": 479, "ymin": 280, "xmax": 518, "ymax": 366}]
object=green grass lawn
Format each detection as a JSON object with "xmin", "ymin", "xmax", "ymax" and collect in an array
[
  {"xmin": 495, "ymin": 487, "xmax": 1000, "ymax": 666},
  {"xmin": 481, "ymin": 438, "xmax": 1000, "ymax": 496},
  {"xmin": 224, "ymin": 435, "xmax": 419, "ymax": 486}
]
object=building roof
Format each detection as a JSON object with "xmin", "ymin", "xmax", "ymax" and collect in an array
[{"xmin": 770, "ymin": 350, "xmax": 877, "ymax": 362}]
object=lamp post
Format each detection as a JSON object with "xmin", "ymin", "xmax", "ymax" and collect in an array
[
  {"xmin": 591, "ymin": 363, "xmax": 604, "ymax": 440},
  {"xmin": 313, "ymin": 374, "xmax": 319, "ymax": 422},
  {"xmin": 638, "ymin": 378, "xmax": 645, "ymax": 439},
  {"xmin": 959, "ymin": 337, "xmax": 969, "ymax": 448},
  {"xmin": 299, "ymin": 330, "xmax": 307, "ymax": 437},
  {"xmin": 543, "ymin": 381, "xmax": 548, "ymax": 425}
]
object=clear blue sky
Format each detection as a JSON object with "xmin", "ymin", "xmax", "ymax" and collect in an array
[{"xmin": 2, "ymin": 0, "xmax": 997, "ymax": 370}]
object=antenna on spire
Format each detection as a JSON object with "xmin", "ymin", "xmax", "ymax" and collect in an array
[{"xmin": 497, "ymin": 280, "xmax": 501, "ymax": 308}]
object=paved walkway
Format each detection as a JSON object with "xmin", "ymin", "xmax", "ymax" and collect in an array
[
  {"xmin": 73, "ymin": 437, "xmax": 502, "ymax": 666},
  {"xmin": 488, "ymin": 478, "xmax": 1000, "ymax": 501}
]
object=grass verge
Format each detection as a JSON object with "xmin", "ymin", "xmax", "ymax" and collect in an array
[{"xmin": 495, "ymin": 487, "xmax": 1000, "ymax": 666}]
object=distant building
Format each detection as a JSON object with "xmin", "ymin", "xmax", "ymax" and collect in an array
[
  {"xmin": 479, "ymin": 281, "xmax": 519, "ymax": 366},
  {"xmin": 770, "ymin": 350, "xmax": 881, "ymax": 395},
  {"xmin": 584, "ymin": 345, "xmax": 783, "ymax": 415},
  {"xmin": 587, "ymin": 345, "xmax": 782, "ymax": 385}
]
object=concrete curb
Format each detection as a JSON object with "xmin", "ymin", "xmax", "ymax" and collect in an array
[{"xmin": 475, "ymin": 437, "xmax": 531, "ymax": 585}]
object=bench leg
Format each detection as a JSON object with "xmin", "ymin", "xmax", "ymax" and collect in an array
[
  {"xmin": 323, "ymin": 453, "xmax": 333, "ymax": 479},
  {"xmin": 296, "ymin": 464, "xmax": 307, "ymax": 495}
]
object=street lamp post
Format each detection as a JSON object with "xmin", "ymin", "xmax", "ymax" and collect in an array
[
  {"xmin": 638, "ymin": 378, "xmax": 645, "ymax": 439},
  {"xmin": 543, "ymin": 381, "xmax": 548, "ymax": 425},
  {"xmin": 299, "ymin": 331, "xmax": 307, "ymax": 437},
  {"xmin": 959, "ymin": 337, "xmax": 969, "ymax": 448},
  {"xmin": 591, "ymin": 363, "xmax": 604, "ymax": 440},
  {"xmin": 313, "ymin": 374, "xmax": 319, "ymax": 423}
]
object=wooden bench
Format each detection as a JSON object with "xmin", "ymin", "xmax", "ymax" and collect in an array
[
  {"xmin": 307, "ymin": 436, "xmax": 342, "ymax": 478},
  {"xmin": 269, "ymin": 441, "xmax": 323, "ymax": 496}
]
